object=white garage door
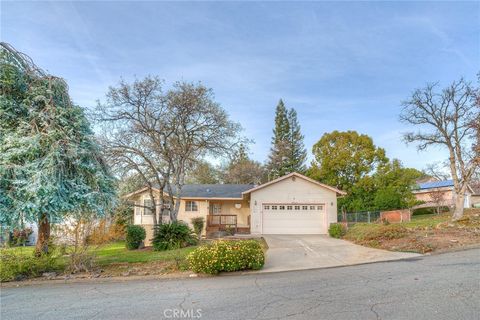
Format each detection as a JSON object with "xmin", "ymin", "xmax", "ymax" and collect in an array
[{"xmin": 262, "ymin": 203, "xmax": 326, "ymax": 234}]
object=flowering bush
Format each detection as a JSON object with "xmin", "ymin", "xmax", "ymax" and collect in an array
[{"xmin": 187, "ymin": 240, "xmax": 264, "ymax": 274}]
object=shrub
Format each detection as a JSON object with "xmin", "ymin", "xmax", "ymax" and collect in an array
[
  {"xmin": 152, "ymin": 221, "xmax": 197, "ymax": 251},
  {"xmin": 187, "ymin": 240, "xmax": 265, "ymax": 274},
  {"xmin": 328, "ymin": 223, "xmax": 346, "ymax": 238},
  {"xmin": 191, "ymin": 217, "xmax": 205, "ymax": 238},
  {"xmin": 125, "ymin": 225, "xmax": 146, "ymax": 250},
  {"xmin": 10, "ymin": 228, "xmax": 33, "ymax": 246},
  {"xmin": 0, "ymin": 250, "xmax": 63, "ymax": 282}
]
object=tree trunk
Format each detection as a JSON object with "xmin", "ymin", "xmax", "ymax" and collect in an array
[
  {"xmin": 452, "ymin": 193, "xmax": 465, "ymax": 220},
  {"xmin": 35, "ymin": 214, "xmax": 50, "ymax": 256}
]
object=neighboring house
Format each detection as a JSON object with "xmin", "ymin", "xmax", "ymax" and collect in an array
[
  {"xmin": 412, "ymin": 180, "xmax": 474, "ymax": 209},
  {"xmin": 471, "ymin": 185, "xmax": 480, "ymax": 208},
  {"xmin": 125, "ymin": 172, "xmax": 346, "ymax": 245}
]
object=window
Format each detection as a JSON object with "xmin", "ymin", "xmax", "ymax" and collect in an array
[
  {"xmin": 186, "ymin": 201, "xmax": 198, "ymax": 212},
  {"xmin": 302, "ymin": 205, "xmax": 308, "ymax": 210},
  {"xmin": 210, "ymin": 203, "xmax": 222, "ymax": 214},
  {"xmin": 317, "ymin": 205, "xmax": 324, "ymax": 211},
  {"xmin": 143, "ymin": 199, "xmax": 153, "ymax": 215},
  {"xmin": 279, "ymin": 205, "xmax": 285, "ymax": 210},
  {"xmin": 272, "ymin": 205, "xmax": 278, "ymax": 210},
  {"xmin": 294, "ymin": 205, "xmax": 300, "ymax": 210},
  {"xmin": 287, "ymin": 205, "xmax": 292, "ymax": 210},
  {"xmin": 264, "ymin": 205, "xmax": 270, "ymax": 210},
  {"xmin": 310, "ymin": 205, "xmax": 315, "ymax": 210}
]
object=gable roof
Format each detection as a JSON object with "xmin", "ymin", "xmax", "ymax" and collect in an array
[{"xmin": 242, "ymin": 172, "xmax": 347, "ymax": 196}]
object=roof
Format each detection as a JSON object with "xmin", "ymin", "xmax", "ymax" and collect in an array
[
  {"xmin": 242, "ymin": 172, "xmax": 347, "ymax": 196},
  {"xmin": 124, "ymin": 183, "xmax": 254, "ymax": 199},
  {"xmin": 416, "ymin": 180, "xmax": 454, "ymax": 190},
  {"xmin": 168, "ymin": 184, "xmax": 253, "ymax": 199}
]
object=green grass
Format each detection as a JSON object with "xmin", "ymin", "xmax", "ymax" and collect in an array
[
  {"xmin": 402, "ymin": 213, "xmax": 450, "ymax": 228},
  {"xmin": 94, "ymin": 242, "xmax": 197, "ymax": 266},
  {"xmin": 0, "ymin": 241, "xmax": 198, "ymax": 266}
]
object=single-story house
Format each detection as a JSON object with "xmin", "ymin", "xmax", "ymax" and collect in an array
[
  {"xmin": 412, "ymin": 179, "xmax": 475, "ymax": 209},
  {"xmin": 125, "ymin": 172, "xmax": 346, "ymax": 245}
]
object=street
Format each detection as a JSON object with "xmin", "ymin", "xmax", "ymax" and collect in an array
[{"xmin": 1, "ymin": 249, "xmax": 479, "ymax": 320}]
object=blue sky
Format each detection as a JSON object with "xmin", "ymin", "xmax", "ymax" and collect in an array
[{"xmin": 2, "ymin": 1, "xmax": 479, "ymax": 170}]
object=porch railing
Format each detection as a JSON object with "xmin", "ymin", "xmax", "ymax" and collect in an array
[{"xmin": 207, "ymin": 215, "xmax": 237, "ymax": 231}]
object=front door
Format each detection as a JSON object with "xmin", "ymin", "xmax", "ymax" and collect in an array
[{"xmin": 210, "ymin": 203, "xmax": 222, "ymax": 215}]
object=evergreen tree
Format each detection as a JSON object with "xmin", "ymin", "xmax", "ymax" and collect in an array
[
  {"xmin": 267, "ymin": 100, "xmax": 291, "ymax": 179},
  {"xmin": 267, "ymin": 100, "xmax": 307, "ymax": 179},
  {"xmin": 287, "ymin": 108, "xmax": 307, "ymax": 173},
  {"xmin": 0, "ymin": 43, "xmax": 116, "ymax": 255}
]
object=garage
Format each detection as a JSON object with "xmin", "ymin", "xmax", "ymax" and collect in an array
[
  {"xmin": 262, "ymin": 203, "xmax": 326, "ymax": 234},
  {"xmin": 244, "ymin": 172, "xmax": 346, "ymax": 235}
]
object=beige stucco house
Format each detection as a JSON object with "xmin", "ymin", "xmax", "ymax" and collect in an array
[
  {"xmin": 412, "ymin": 179, "xmax": 475, "ymax": 209},
  {"xmin": 125, "ymin": 172, "xmax": 346, "ymax": 245}
]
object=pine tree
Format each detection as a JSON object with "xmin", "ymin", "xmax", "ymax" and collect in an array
[
  {"xmin": 287, "ymin": 108, "xmax": 307, "ymax": 173},
  {"xmin": 267, "ymin": 100, "xmax": 291, "ymax": 179},
  {"xmin": 267, "ymin": 100, "xmax": 307, "ymax": 179},
  {"xmin": 0, "ymin": 43, "xmax": 116, "ymax": 255}
]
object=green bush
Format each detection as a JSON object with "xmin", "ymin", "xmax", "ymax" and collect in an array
[
  {"xmin": 0, "ymin": 250, "xmax": 63, "ymax": 282},
  {"xmin": 328, "ymin": 223, "xmax": 346, "ymax": 238},
  {"xmin": 187, "ymin": 240, "xmax": 265, "ymax": 274},
  {"xmin": 152, "ymin": 221, "xmax": 197, "ymax": 251},
  {"xmin": 125, "ymin": 225, "xmax": 146, "ymax": 250},
  {"xmin": 191, "ymin": 217, "xmax": 205, "ymax": 238}
]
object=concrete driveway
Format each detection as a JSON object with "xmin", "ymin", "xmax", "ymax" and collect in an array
[{"xmin": 260, "ymin": 234, "xmax": 420, "ymax": 272}]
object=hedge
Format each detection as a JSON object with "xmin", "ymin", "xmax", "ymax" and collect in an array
[{"xmin": 187, "ymin": 240, "xmax": 264, "ymax": 274}]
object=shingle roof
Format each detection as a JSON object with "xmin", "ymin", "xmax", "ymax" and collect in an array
[
  {"xmin": 162, "ymin": 184, "xmax": 254, "ymax": 198},
  {"xmin": 416, "ymin": 180, "xmax": 454, "ymax": 190}
]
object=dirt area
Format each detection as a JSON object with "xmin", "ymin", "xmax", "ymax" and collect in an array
[{"xmin": 344, "ymin": 209, "xmax": 480, "ymax": 254}]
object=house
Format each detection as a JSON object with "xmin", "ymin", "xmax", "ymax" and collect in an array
[
  {"xmin": 412, "ymin": 179, "xmax": 475, "ymax": 209},
  {"xmin": 125, "ymin": 172, "xmax": 346, "ymax": 245}
]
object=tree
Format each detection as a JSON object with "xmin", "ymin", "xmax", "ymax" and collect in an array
[
  {"xmin": 286, "ymin": 108, "xmax": 307, "ymax": 173},
  {"xmin": 96, "ymin": 76, "xmax": 170, "ymax": 229},
  {"xmin": 429, "ymin": 188, "xmax": 446, "ymax": 215},
  {"xmin": 164, "ymin": 82, "xmax": 242, "ymax": 220},
  {"xmin": 267, "ymin": 100, "xmax": 307, "ymax": 179},
  {"xmin": 373, "ymin": 159, "xmax": 423, "ymax": 210},
  {"xmin": 400, "ymin": 78, "xmax": 479, "ymax": 220},
  {"xmin": 222, "ymin": 143, "xmax": 265, "ymax": 184},
  {"xmin": 267, "ymin": 99, "xmax": 290, "ymax": 179},
  {"xmin": 186, "ymin": 161, "xmax": 220, "ymax": 184},
  {"xmin": 0, "ymin": 43, "xmax": 116, "ymax": 255},
  {"xmin": 309, "ymin": 131, "xmax": 388, "ymax": 191}
]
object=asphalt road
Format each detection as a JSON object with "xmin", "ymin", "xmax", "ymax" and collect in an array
[{"xmin": 1, "ymin": 249, "xmax": 479, "ymax": 320}]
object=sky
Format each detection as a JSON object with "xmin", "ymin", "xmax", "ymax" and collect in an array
[{"xmin": 2, "ymin": 1, "xmax": 479, "ymax": 171}]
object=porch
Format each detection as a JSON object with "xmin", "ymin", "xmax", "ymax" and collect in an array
[{"xmin": 206, "ymin": 214, "xmax": 251, "ymax": 236}]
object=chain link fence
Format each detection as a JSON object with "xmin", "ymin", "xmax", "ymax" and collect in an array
[{"xmin": 337, "ymin": 211, "xmax": 381, "ymax": 226}]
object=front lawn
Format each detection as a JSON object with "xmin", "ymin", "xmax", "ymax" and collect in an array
[
  {"xmin": 343, "ymin": 209, "xmax": 480, "ymax": 253},
  {"xmin": 0, "ymin": 241, "xmax": 198, "ymax": 281}
]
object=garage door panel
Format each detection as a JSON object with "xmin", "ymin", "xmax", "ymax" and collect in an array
[{"xmin": 262, "ymin": 203, "xmax": 326, "ymax": 234}]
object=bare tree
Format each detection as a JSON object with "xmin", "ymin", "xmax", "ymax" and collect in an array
[
  {"xmin": 429, "ymin": 188, "xmax": 446, "ymax": 215},
  {"xmin": 424, "ymin": 162, "xmax": 450, "ymax": 181},
  {"xmin": 401, "ymin": 78, "xmax": 480, "ymax": 220},
  {"xmin": 96, "ymin": 79, "xmax": 243, "ymax": 223},
  {"xmin": 95, "ymin": 77, "xmax": 171, "ymax": 228},
  {"xmin": 163, "ymin": 82, "xmax": 243, "ymax": 220}
]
